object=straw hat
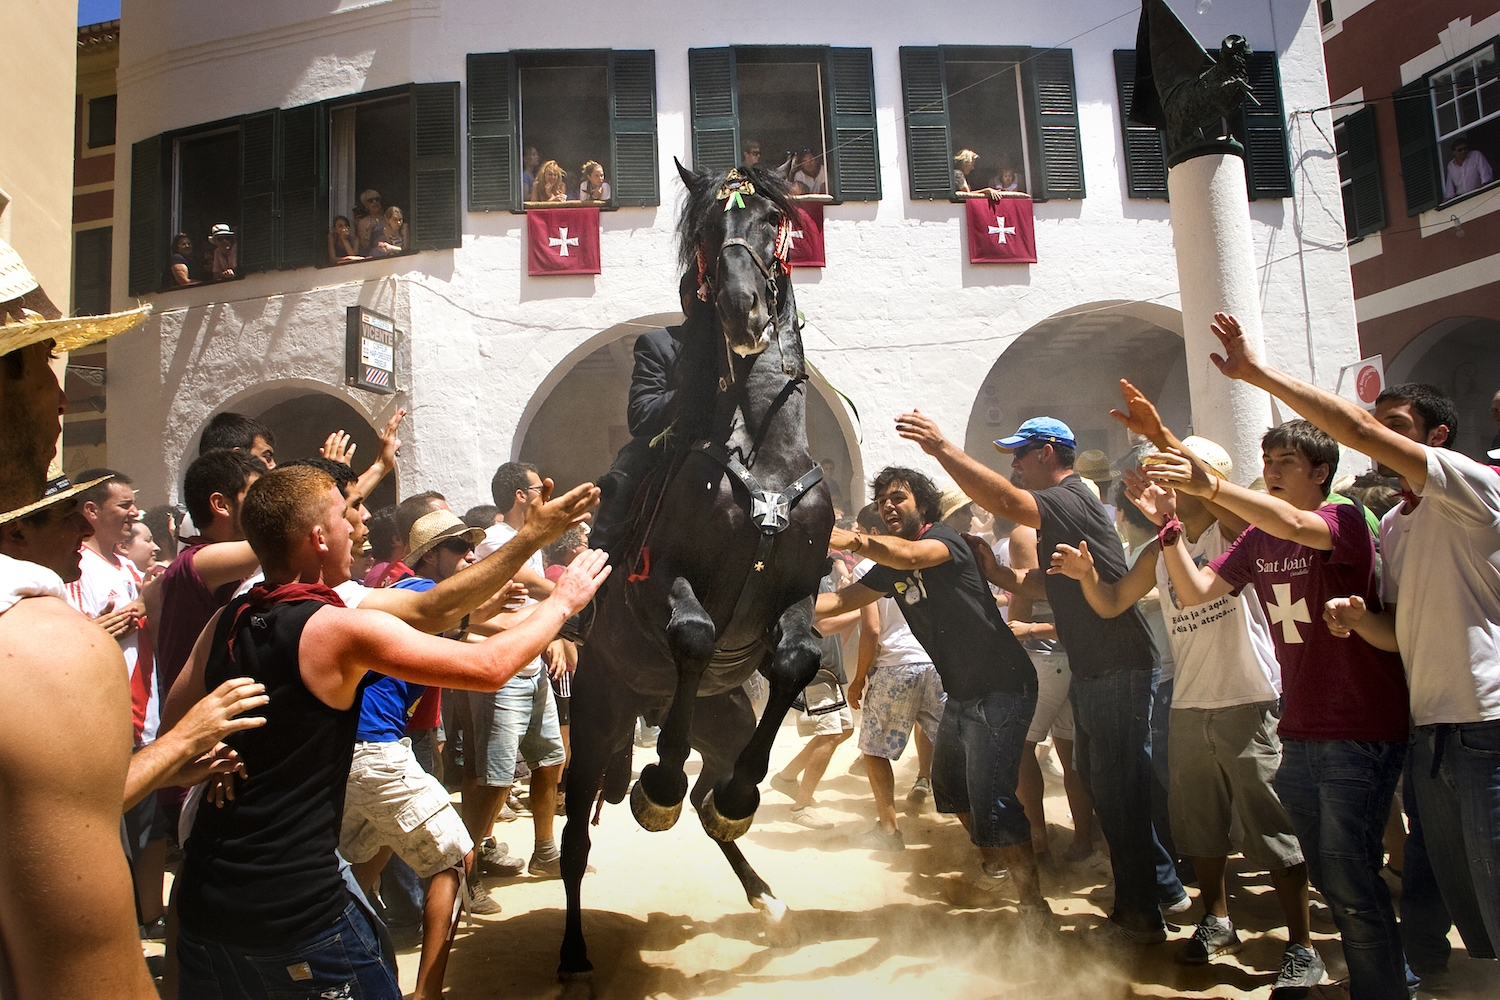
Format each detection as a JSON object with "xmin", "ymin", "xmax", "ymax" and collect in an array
[
  {"xmin": 938, "ymin": 488, "xmax": 972, "ymax": 523},
  {"xmin": 0, "ymin": 237, "xmax": 151, "ymax": 355},
  {"xmin": 405, "ymin": 509, "xmax": 486, "ymax": 566},
  {"xmin": 1181, "ymin": 435, "xmax": 1234, "ymax": 482},
  {"xmin": 1075, "ymin": 449, "xmax": 1112, "ymax": 482},
  {"xmin": 0, "ymin": 473, "xmax": 110, "ymax": 525}
]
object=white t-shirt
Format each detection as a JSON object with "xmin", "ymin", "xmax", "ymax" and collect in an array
[
  {"xmin": 1127, "ymin": 539, "xmax": 1175, "ymax": 684},
  {"xmin": 1381, "ymin": 447, "xmax": 1500, "ymax": 725},
  {"xmin": 0, "ymin": 553, "xmax": 65, "ymax": 612},
  {"xmin": 1156, "ymin": 522, "xmax": 1281, "ymax": 709},
  {"xmin": 852, "ymin": 558, "xmax": 931, "ymax": 670},
  {"xmin": 66, "ymin": 545, "xmax": 160, "ymax": 743},
  {"xmin": 476, "ymin": 521, "xmax": 542, "ymax": 677},
  {"xmin": 334, "ymin": 579, "xmax": 370, "ymax": 608}
]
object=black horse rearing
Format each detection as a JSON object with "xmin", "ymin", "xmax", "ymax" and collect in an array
[{"xmin": 558, "ymin": 161, "xmax": 834, "ymax": 979}]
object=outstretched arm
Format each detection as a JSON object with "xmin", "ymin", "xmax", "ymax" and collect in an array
[
  {"xmin": 815, "ymin": 580, "xmax": 885, "ymax": 619},
  {"xmin": 1145, "ymin": 451, "xmax": 1334, "ymax": 551},
  {"xmin": 894, "ymin": 410, "xmax": 1041, "ymax": 529},
  {"xmin": 349, "ymin": 408, "xmax": 406, "ymax": 505},
  {"xmin": 1158, "ymin": 531, "xmax": 1235, "ymax": 607},
  {"xmin": 828, "ymin": 526, "xmax": 951, "ymax": 572},
  {"xmin": 1205, "ymin": 312, "xmax": 1431, "ymax": 489},
  {"xmin": 1049, "ymin": 539, "xmax": 1158, "ymax": 619}
]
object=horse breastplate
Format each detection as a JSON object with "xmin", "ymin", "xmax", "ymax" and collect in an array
[{"xmin": 696, "ymin": 442, "xmax": 823, "ymax": 536}]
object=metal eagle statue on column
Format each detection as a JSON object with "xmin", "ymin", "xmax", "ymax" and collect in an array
[{"xmin": 1129, "ymin": 0, "xmax": 1257, "ymax": 166}]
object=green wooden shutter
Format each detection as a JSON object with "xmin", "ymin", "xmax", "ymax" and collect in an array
[
  {"xmin": 900, "ymin": 47, "xmax": 952, "ymax": 200},
  {"xmin": 689, "ymin": 48, "xmax": 739, "ymax": 172},
  {"xmin": 467, "ymin": 52, "xmax": 519, "ymax": 212},
  {"xmin": 824, "ymin": 47, "xmax": 881, "ymax": 202},
  {"xmin": 276, "ymin": 104, "xmax": 324, "ymax": 270},
  {"xmin": 1235, "ymin": 52, "xmax": 1292, "ymax": 199},
  {"xmin": 1024, "ymin": 48, "xmax": 1085, "ymax": 200},
  {"xmin": 127, "ymin": 135, "xmax": 165, "ymax": 295},
  {"xmin": 609, "ymin": 49, "xmax": 659, "ymax": 206},
  {"xmin": 1338, "ymin": 107, "xmax": 1386, "ymax": 238},
  {"xmin": 1393, "ymin": 78, "xmax": 1441, "ymax": 216},
  {"xmin": 239, "ymin": 111, "xmax": 277, "ymax": 274},
  {"xmin": 73, "ymin": 226, "xmax": 112, "ymax": 316},
  {"xmin": 411, "ymin": 82, "xmax": 462, "ymax": 250},
  {"xmin": 1113, "ymin": 50, "xmax": 1168, "ymax": 200}
]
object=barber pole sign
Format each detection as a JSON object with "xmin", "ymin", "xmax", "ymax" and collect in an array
[{"xmin": 346, "ymin": 307, "xmax": 399, "ymax": 395}]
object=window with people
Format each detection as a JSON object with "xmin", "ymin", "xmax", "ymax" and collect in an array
[
  {"xmin": 327, "ymin": 95, "xmax": 413, "ymax": 264},
  {"xmin": 517, "ymin": 61, "xmax": 613, "ymax": 205},
  {"xmin": 736, "ymin": 58, "xmax": 830, "ymax": 196},
  {"xmin": 1430, "ymin": 43, "xmax": 1500, "ymax": 203},
  {"xmin": 167, "ymin": 128, "xmax": 242, "ymax": 288},
  {"xmin": 944, "ymin": 57, "xmax": 1029, "ymax": 198}
]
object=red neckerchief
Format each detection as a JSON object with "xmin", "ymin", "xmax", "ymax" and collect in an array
[{"xmin": 226, "ymin": 581, "xmax": 344, "ymax": 655}]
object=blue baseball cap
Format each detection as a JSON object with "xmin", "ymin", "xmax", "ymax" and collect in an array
[{"xmin": 994, "ymin": 417, "xmax": 1076, "ymax": 453}]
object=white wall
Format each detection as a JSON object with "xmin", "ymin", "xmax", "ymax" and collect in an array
[{"xmin": 108, "ymin": 0, "xmax": 1357, "ymax": 506}]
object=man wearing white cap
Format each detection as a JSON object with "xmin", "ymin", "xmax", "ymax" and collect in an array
[
  {"xmin": 1052, "ymin": 437, "xmax": 1317, "ymax": 984},
  {"xmin": 209, "ymin": 223, "xmax": 237, "ymax": 281}
]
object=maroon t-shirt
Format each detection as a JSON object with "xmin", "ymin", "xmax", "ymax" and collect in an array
[
  {"xmin": 1209, "ymin": 502, "xmax": 1409, "ymax": 742},
  {"xmin": 156, "ymin": 543, "xmax": 243, "ymax": 693}
]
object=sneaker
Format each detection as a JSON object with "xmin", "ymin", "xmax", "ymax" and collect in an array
[
  {"xmin": 1037, "ymin": 742, "xmax": 1066, "ymax": 780},
  {"xmin": 528, "ymin": 852, "xmax": 593, "ymax": 878},
  {"xmin": 1162, "ymin": 891, "xmax": 1193, "ymax": 915},
  {"xmin": 1087, "ymin": 917, "xmax": 1167, "ymax": 946},
  {"xmin": 1073, "ymin": 849, "xmax": 1113, "ymax": 878},
  {"xmin": 769, "ymin": 773, "xmax": 801, "ymax": 799},
  {"xmin": 853, "ymin": 824, "xmax": 905, "ymax": 851},
  {"xmin": 509, "ymin": 792, "xmax": 530, "ymax": 816},
  {"xmin": 965, "ymin": 863, "xmax": 1011, "ymax": 893},
  {"xmin": 497, "ymin": 803, "xmax": 518, "ymax": 823},
  {"xmin": 479, "ymin": 837, "xmax": 525, "ymax": 876},
  {"xmin": 906, "ymin": 777, "xmax": 932, "ymax": 807},
  {"xmin": 464, "ymin": 876, "xmax": 502, "ymax": 915},
  {"xmin": 138, "ymin": 916, "xmax": 168, "ymax": 941},
  {"xmin": 1175, "ymin": 915, "xmax": 1242, "ymax": 964},
  {"xmin": 1270, "ymin": 943, "xmax": 1327, "ymax": 999},
  {"xmin": 789, "ymin": 806, "xmax": 834, "ymax": 830}
]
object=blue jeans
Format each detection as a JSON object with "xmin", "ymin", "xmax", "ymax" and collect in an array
[
  {"xmin": 1072, "ymin": 667, "xmax": 1183, "ymax": 933},
  {"xmin": 1276, "ymin": 739, "xmax": 1410, "ymax": 1000},
  {"xmin": 1406, "ymin": 721, "xmax": 1500, "ymax": 962},
  {"xmin": 177, "ymin": 900, "xmax": 401, "ymax": 1000},
  {"xmin": 930, "ymin": 687, "xmax": 1036, "ymax": 848},
  {"xmin": 1400, "ymin": 757, "xmax": 1456, "ymax": 976}
]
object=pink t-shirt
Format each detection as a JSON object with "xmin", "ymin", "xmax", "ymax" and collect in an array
[{"xmin": 1210, "ymin": 502, "xmax": 1409, "ymax": 743}]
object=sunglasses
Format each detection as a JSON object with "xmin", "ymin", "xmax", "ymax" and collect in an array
[{"xmin": 439, "ymin": 538, "xmax": 475, "ymax": 556}]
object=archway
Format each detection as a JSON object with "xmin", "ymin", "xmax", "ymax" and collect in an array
[
  {"xmin": 964, "ymin": 303, "xmax": 1191, "ymax": 484},
  {"xmin": 518, "ymin": 324, "xmax": 860, "ymax": 516},
  {"xmin": 197, "ymin": 387, "xmax": 396, "ymax": 511},
  {"xmin": 1386, "ymin": 316, "xmax": 1500, "ymax": 460}
]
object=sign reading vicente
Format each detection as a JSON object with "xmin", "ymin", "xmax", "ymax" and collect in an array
[{"xmin": 346, "ymin": 307, "xmax": 399, "ymax": 395}]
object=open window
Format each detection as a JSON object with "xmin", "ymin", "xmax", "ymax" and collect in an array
[
  {"xmin": 687, "ymin": 46, "xmax": 880, "ymax": 202},
  {"xmin": 900, "ymin": 46, "xmax": 1081, "ymax": 201},
  {"xmin": 130, "ymin": 83, "xmax": 459, "ymax": 293},
  {"xmin": 1394, "ymin": 37, "xmax": 1500, "ymax": 215},
  {"xmin": 468, "ymin": 49, "xmax": 658, "ymax": 211},
  {"xmin": 1335, "ymin": 107, "xmax": 1385, "ymax": 240}
]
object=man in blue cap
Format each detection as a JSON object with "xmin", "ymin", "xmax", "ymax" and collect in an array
[{"xmin": 897, "ymin": 409, "xmax": 1183, "ymax": 946}]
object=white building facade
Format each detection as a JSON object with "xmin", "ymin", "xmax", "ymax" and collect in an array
[{"xmin": 107, "ymin": 0, "xmax": 1357, "ymax": 510}]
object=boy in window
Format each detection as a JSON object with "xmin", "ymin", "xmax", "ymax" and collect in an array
[{"xmin": 1444, "ymin": 134, "xmax": 1494, "ymax": 200}]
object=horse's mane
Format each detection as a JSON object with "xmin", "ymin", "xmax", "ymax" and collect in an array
[{"xmin": 676, "ymin": 166, "xmax": 799, "ymax": 273}]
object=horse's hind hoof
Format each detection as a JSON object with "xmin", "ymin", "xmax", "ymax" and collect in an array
[
  {"xmin": 557, "ymin": 972, "xmax": 595, "ymax": 1000},
  {"xmin": 753, "ymin": 893, "xmax": 801, "ymax": 948},
  {"xmin": 699, "ymin": 788, "xmax": 755, "ymax": 841},
  {"xmin": 630, "ymin": 778, "xmax": 683, "ymax": 832}
]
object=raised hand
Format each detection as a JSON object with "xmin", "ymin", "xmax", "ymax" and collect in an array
[
  {"xmin": 550, "ymin": 548, "xmax": 611, "ymax": 616},
  {"xmin": 1141, "ymin": 449, "xmax": 1214, "ymax": 498},
  {"xmin": 320, "ymin": 430, "xmax": 355, "ymax": 465},
  {"xmin": 1208, "ymin": 311, "xmax": 1264, "ymax": 383},
  {"xmin": 1048, "ymin": 540, "xmax": 1093, "ymax": 580},
  {"xmin": 1323, "ymin": 595, "xmax": 1366, "ymax": 639},
  {"xmin": 1109, "ymin": 379, "xmax": 1168, "ymax": 446},
  {"xmin": 895, "ymin": 409, "xmax": 949, "ymax": 456},
  {"xmin": 522, "ymin": 479, "xmax": 601, "ymax": 546},
  {"xmin": 375, "ymin": 407, "xmax": 406, "ymax": 470},
  {"xmin": 1122, "ymin": 468, "xmax": 1176, "ymax": 526}
]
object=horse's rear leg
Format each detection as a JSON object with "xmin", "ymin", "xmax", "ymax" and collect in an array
[
  {"xmin": 702, "ymin": 596, "xmax": 821, "ymax": 839},
  {"xmin": 558, "ymin": 662, "xmax": 630, "ymax": 982},
  {"xmin": 630, "ymin": 576, "xmax": 715, "ymax": 832}
]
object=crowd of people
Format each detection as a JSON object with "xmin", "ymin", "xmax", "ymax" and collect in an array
[
  {"xmin": 4, "ymin": 207, "xmax": 1500, "ymax": 1000},
  {"xmin": 167, "ymin": 224, "xmax": 238, "ymax": 287}
]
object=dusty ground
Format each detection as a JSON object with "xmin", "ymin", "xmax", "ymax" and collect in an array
[{"xmin": 397, "ymin": 718, "xmax": 1498, "ymax": 1000}]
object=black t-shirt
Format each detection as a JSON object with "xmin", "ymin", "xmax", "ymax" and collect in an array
[
  {"xmin": 859, "ymin": 522, "xmax": 1035, "ymax": 701},
  {"xmin": 169, "ymin": 252, "xmax": 201, "ymax": 284},
  {"xmin": 1034, "ymin": 473, "xmax": 1155, "ymax": 678}
]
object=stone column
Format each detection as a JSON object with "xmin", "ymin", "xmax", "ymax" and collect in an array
[{"xmin": 1167, "ymin": 152, "xmax": 1275, "ymax": 486}]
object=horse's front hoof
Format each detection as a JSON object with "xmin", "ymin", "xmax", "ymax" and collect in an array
[
  {"xmin": 699, "ymin": 788, "xmax": 755, "ymax": 840},
  {"xmin": 630, "ymin": 778, "xmax": 683, "ymax": 832},
  {"xmin": 753, "ymin": 893, "xmax": 801, "ymax": 948},
  {"xmin": 557, "ymin": 970, "xmax": 595, "ymax": 1000}
]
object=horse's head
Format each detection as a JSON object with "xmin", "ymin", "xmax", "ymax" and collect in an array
[{"xmin": 676, "ymin": 159, "xmax": 796, "ymax": 358}]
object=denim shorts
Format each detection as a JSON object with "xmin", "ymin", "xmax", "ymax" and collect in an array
[
  {"xmin": 930, "ymin": 687, "xmax": 1036, "ymax": 848},
  {"xmin": 177, "ymin": 900, "xmax": 400, "ymax": 1000},
  {"xmin": 466, "ymin": 670, "xmax": 565, "ymax": 787}
]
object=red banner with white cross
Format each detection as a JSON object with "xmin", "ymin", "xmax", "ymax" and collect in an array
[
  {"xmin": 528, "ymin": 207, "xmax": 601, "ymax": 275},
  {"xmin": 964, "ymin": 196, "xmax": 1036, "ymax": 264},
  {"xmin": 787, "ymin": 201, "xmax": 825, "ymax": 268}
]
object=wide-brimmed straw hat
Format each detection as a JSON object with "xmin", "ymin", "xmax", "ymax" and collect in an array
[
  {"xmin": 1180, "ymin": 435, "xmax": 1234, "ymax": 481},
  {"xmin": 1, "ymin": 237, "xmax": 151, "ymax": 355},
  {"xmin": 1075, "ymin": 449, "xmax": 1112, "ymax": 482},
  {"xmin": 0, "ymin": 473, "xmax": 110, "ymax": 525},
  {"xmin": 938, "ymin": 488, "xmax": 973, "ymax": 523},
  {"xmin": 405, "ymin": 509, "xmax": 486, "ymax": 566}
]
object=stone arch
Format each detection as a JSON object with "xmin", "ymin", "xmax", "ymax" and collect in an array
[
  {"xmin": 1386, "ymin": 315, "xmax": 1500, "ymax": 459},
  {"xmin": 515, "ymin": 315, "xmax": 862, "ymax": 514},
  {"xmin": 964, "ymin": 301, "xmax": 1191, "ymax": 486}
]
